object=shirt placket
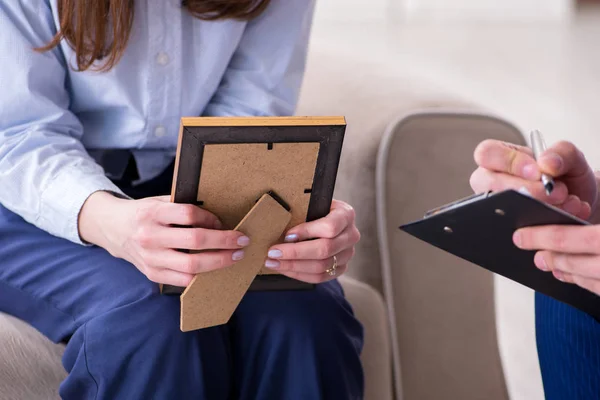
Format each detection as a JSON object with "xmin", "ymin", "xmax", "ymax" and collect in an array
[
  {"xmin": 135, "ymin": 1, "xmax": 182, "ymax": 182},
  {"xmin": 146, "ymin": 0, "xmax": 181, "ymax": 145}
]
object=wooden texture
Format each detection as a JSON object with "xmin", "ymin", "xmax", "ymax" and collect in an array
[
  {"xmin": 180, "ymin": 193, "xmax": 291, "ymax": 331},
  {"xmin": 198, "ymin": 142, "xmax": 319, "ymax": 274},
  {"xmin": 180, "ymin": 116, "xmax": 345, "ymax": 127}
]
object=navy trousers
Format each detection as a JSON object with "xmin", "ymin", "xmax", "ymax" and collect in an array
[
  {"xmin": 0, "ymin": 162, "xmax": 364, "ymax": 399},
  {"xmin": 536, "ymin": 292, "xmax": 600, "ymax": 399}
]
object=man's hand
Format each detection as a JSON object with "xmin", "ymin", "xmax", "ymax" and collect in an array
[
  {"xmin": 263, "ymin": 200, "xmax": 360, "ymax": 283},
  {"xmin": 470, "ymin": 139, "xmax": 597, "ymax": 220},
  {"xmin": 471, "ymin": 138, "xmax": 600, "ymax": 295},
  {"xmin": 515, "ymin": 224, "xmax": 600, "ymax": 296}
]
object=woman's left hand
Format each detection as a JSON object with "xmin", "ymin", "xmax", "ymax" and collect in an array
[
  {"xmin": 514, "ymin": 224, "xmax": 600, "ymax": 295},
  {"xmin": 265, "ymin": 200, "xmax": 361, "ymax": 283}
]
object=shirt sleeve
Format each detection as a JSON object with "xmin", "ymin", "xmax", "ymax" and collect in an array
[
  {"xmin": 0, "ymin": 2, "xmax": 127, "ymax": 244},
  {"xmin": 202, "ymin": 0, "xmax": 316, "ymax": 117}
]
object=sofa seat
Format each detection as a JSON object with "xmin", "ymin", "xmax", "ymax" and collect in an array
[{"xmin": 0, "ymin": 275, "xmax": 391, "ymax": 400}]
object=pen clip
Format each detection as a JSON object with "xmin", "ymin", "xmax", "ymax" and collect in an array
[{"xmin": 530, "ymin": 130, "xmax": 547, "ymax": 158}]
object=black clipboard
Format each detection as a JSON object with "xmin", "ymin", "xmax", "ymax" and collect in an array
[{"xmin": 400, "ymin": 189, "xmax": 600, "ymax": 320}]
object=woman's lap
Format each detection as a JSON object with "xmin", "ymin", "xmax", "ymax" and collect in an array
[
  {"xmin": 0, "ymin": 203, "xmax": 159, "ymax": 342},
  {"xmin": 232, "ymin": 279, "xmax": 364, "ymax": 399},
  {"xmin": 0, "ymin": 203, "xmax": 364, "ymax": 399},
  {"xmin": 0, "ymin": 203, "xmax": 233, "ymax": 398}
]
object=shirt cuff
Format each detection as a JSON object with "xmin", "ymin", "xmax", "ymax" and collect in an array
[{"xmin": 39, "ymin": 166, "xmax": 129, "ymax": 245}]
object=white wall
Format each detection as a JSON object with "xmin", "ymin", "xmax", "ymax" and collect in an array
[
  {"xmin": 314, "ymin": 0, "xmax": 575, "ymax": 23},
  {"xmin": 399, "ymin": 0, "xmax": 575, "ymax": 22},
  {"xmin": 314, "ymin": 0, "xmax": 389, "ymax": 22}
]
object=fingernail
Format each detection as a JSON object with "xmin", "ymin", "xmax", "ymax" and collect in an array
[
  {"xmin": 536, "ymin": 256, "xmax": 550, "ymax": 271},
  {"xmin": 237, "ymin": 236, "xmax": 250, "ymax": 246},
  {"xmin": 214, "ymin": 220, "xmax": 223, "ymax": 230},
  {"xmin": 522, "ymin": 164, "xmax": 539, "ymax": 180},
  {"xmin": 265, "ymin": 259, "xmax": 280, "ymax": 268},
  {"xmin": 513, "ymin": 231, "xmax": 522, "ymax": 248},
  {"xmin": 563, "ymin": 195, "xmax": 580, "ymax": 215},
  {"xmin": 553, "ymin": 270, "xmax": 565, "ymax": 282},
  {"xmin": 285, "ymin": 234, "xmax": 299, "ymax": 243},
  {"xmin": 268, "ymin": 249, "xmax": 283, "ymax": 259},
  {"xmin": 541, "ymin": 153, "xmax": 563, "ymax": 173},
  {"xmin": 232, "ymin": 250, "xmax": 245, "ymax": 261}
]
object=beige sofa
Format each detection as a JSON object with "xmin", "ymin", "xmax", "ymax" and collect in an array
[
  {"xmin": 0, "ymin": 48, "xmax": 543, "ymax": 399},
  {"xmin": 0, "ymin": 276, "xmax": 391, "ymax": 399}
]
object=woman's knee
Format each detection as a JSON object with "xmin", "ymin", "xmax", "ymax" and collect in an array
[
  {"xmin": 86, "ymin": 294, "xmax": 186, "ymax": 352},
  {"xmin": 82, "ymin": 293, "xmax": 229, "ymax": 376},
  {"xmin": 63, "ymin": 294, "xmax": 231, "ymax": 399},
  {"xmin": 237, "ymin": 280, "xmax": 364, "ymax": 343}
]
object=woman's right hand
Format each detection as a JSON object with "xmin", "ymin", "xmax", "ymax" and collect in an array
[
  {"xmin": 470, "ymin": 139, "xmax": 598, "ymax": 220},
  {"xmin": 78, "ymin": 192, "xmax": 250, "ymax": 287}
]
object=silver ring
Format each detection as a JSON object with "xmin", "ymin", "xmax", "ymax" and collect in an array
[{"xmin": 325, "ymin": 256, "xmax": 338, "ymax": 277}]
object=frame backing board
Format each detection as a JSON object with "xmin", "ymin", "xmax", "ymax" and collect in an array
[
  {"xmin": 181, "ymin": 193, "xmax": 291, "ymax": 331},
  {"xmin": 198, "ymin": 142, "xmax": 319, "ymax": 274},
  {"xmin": 166, "ymin": 116, "xmax": 346, "ymax": 305}
]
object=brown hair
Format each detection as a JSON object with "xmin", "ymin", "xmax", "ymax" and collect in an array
[{"xmin": 37, "ymin": 0, "xmax": 271, "ymax": 72}]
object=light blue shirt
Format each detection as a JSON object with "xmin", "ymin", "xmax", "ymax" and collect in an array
[{"xmin": 0, "ymin": 0, "xmax": 315, "ymax": 244}]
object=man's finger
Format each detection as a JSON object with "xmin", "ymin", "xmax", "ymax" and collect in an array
[
  {"xmin": 558, "ymin": 195, "xmax": 585, "ymax": 219},
  {"xmin": 544, "ymin": 195, "xmax": 590, "ymax": 221},
  {"xmin": 474, "ymin": 139, "xmax": 539, "ymax": 179},
  {"xmin": 538, "ymin": 141, "xmax": 589, "ymax": 178},
  {"xmin": 570, "ymin": 274, "xmax": 600, "ymax": 296},
  {"xmin": 469, "ymin": 167, "xmax": 568, "ymax": 205},
  {"xmin": 535, "ymin": 251, "xmax": 600, "ymax": 280},
  {"xmin": 580, "ymin": 201, "xmax": 593, "ymax": 220},
  {"xmin": 551, "ymin": 269, "xmax": 600, "ymax": 296},
  {"xmin": 470, "ymin": 168, "xmax": 589, "ymax": 218},
  {"xmin": 515, "ymin": 225, "xmax": 600, "ymax": 254}
]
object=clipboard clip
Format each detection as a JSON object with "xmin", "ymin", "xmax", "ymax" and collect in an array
[{"xmin": 424, "ymin": 191, "xmax": 493, "ymax": 218}]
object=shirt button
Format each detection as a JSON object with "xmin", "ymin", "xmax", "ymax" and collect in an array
[
  {"xmin": 156, "ymin": 52, "xmax": 170, "ymax": 66},
  {"xmin": 154, "ymin": 126, "xmax": 167, "ymax": 137}
]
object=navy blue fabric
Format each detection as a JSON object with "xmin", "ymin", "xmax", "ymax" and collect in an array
[
  {"xmin": 536, "ymin": 292, "xmax": 600, "ymax": 399},
  {"xmin": 0, "ymin": 164, "xmax": 364, "ymax": 399}
]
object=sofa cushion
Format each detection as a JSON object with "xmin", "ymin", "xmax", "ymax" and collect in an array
[{"xmin": 0, "ymin": 312, "xmax": 65, "ymax": 400}]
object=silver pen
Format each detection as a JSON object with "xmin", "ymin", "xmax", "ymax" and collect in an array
[{"xmin": 530, "ymin": 130, "xmax": 555, "ymax": 195}]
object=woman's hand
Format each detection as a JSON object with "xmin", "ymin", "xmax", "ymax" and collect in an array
[
  {"xmin": 471, "ymin": 138, "xmax": 600, "ymax": 295},
  {"xmin": 79, "ymin": 192, "xmax": 250, "ymax": 287},
  {"xmin": 263, "ymin": 200, "xmax": 361, "ymax": 283},
  {"xmin": 470, "ymin": 139, "xmax": 597, "ymax": 220}
]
